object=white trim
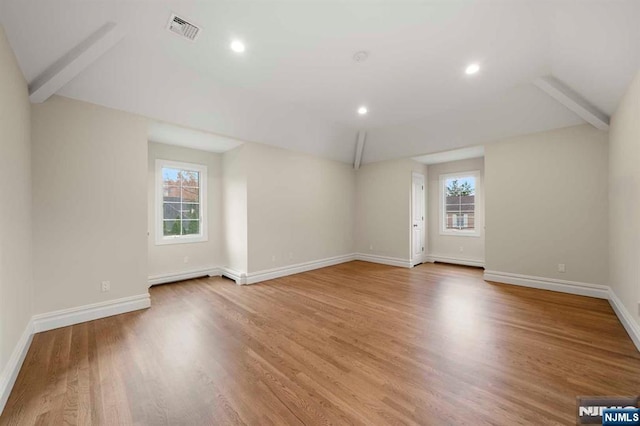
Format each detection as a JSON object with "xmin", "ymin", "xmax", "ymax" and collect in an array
[
  {"xmin": 427, "ymin": 255, "xmax": 485, "ymax": 268},
  {"xmin": 219, "ymin": 267, "xmax": 247, "ymax": 285},
  {"xmin": 608, "ymin": 289, "xmax": 640, "ymax": 352},
  {"xmin": 148, "ymin": 267, "xmax": 220, "ymax": 286},
  {"xmin": 243, "ymin": 254, "xmax": 357, "ymax": 285},
  {"xmin": 483, "ymin": 270, "xmax": 640, "ymax": 352},
  {"xmin": 32, "ymin": 294, "xmax": 151, "ymax": 333},
  {"xmin": 154, "ymin": 254, "xmax": 414, "ymax": 286},
  {"xmin": 411, "ymin": 172, "xmax": 426, "ymax": 267},
  {"xmin": 534, "ymin": 76, "xmax": 609, "ymax": 131},
  {"xmin": 355, "ymin": 253, "xmax": 413, "ymax": 268},
  {"xmin": 155, "ymin": 159, "xmax": 208, "ymax": 245},
  {"xmin": 147, "ymin": 254, "xmax": 416, "ymax": 286},
  {"xmin": 0, "ymin": 319, "xmax": 34, "ymax": 415},
  {"xmin": 412, "ymin": 254, "xmax": 427, "ymax": 267},
  {"xmin": 354, "ymin": 130, "xmax": 366, "ymax": 170},
  {"xmin": 29, "ymin": 22, "xmax": 125, "ymax": 103},
  {"xmin": 483, "ymin": 270, "xmax": 609, "ymax": 299}
]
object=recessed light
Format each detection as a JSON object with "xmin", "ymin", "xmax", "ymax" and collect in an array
[
  {"xmin": 230, "ymin": 40, "xmax": 245, "ymax": 53},
  {"xmin": 358, "ymin": 106, "xmax": 368, "ymax": 115},
  {"xmin": 465, "ymin": 63, "xmax": 480, "ymax": 75}
]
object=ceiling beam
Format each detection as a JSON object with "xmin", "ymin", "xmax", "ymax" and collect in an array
[
  {"xmin": 354, "ymin": 130, "xmax": 366, "ymax": 170},
  {"xmin": 29, "ymin": 22, "xmax": 125, "ymax": 103},
  {"xmin": 533, "ymin": 76, "xmax": 609, "ymax": 131}
]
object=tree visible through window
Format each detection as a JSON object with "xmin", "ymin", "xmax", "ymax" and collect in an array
[
  {"xmin": 444, "ymin": 176, "xmax": 476, "ymax": 232},
  {"xmin": 162, "ymin": 167, "xmax": 201, "ymax": 236},
  {"xmin": 156, "ymin": 159, "xmax": 207, "ymax": 244}
]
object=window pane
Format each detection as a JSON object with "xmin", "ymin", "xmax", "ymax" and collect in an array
[
  {"xmin": 445, "ymin": 177, "xmax": 475, "ymax": 196},
  {"xmin": 181, "ymin": 220, "xmax": 200, "ymax": 235},
  {"xmin": 163, "ymin": 186, "xmax": 180, "ymax": 202},
  {"xmin": 163, "ymin": 203, "xmax": 181, "ymax": 220},
  {"xmin": 181, "ymin": 186, "xmax": 199, "ymax": 202},
  {"xmin": 163, "ymin": 168, "xmax": 182, "ymax": 186},
  {"xmin": 444, "ymin": 175, "xmax": 476, "ymax": 231},
  {"xmin": 158, "ymin": 163, "xmax": 206, "ymax": 243},
  {"xmin": 163, "ymin": 220, "xmax": 181, "ymax": 236},
  {"xmin": 181, "ymin": 171, "xmax": 199, "ymax": 187},
  {"xmin": 182, "ymin": 203, "xmax": 200, "ymax": 220}
]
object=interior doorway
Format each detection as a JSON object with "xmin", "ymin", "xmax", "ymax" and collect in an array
[{"xmin": 411, "ymin": 172, "xmax": 426, "ymax": 266}]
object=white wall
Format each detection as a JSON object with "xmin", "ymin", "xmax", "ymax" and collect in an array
[
  {"xmin": 0, "ymin": 25, "xmax": 33, "ymax": 406},
  {"xmin": 427, "ymin": 157, "xmax": 485, "ymax": 264},
  {"xmin": 31, "ymin": 96, "xmax": 149, "ymax": 314},
  {"xmin": 156, "ymin": 140, "xmax": 355, "ymax": 277},
  {"xmin": 245, "ymin": 143, "xmax": 355, "ymax": 273},
  {"xmin": 609, "ymin": 70, "xmax": 640, "ymax": 328},
  {"xmin": 147, "ymin": 142, "xmax": 223, "ymax": 278},
  {"xmin": 355, "ymin": 159, "xmax": 427, "ymax": 262},
  {"xmin": 485, "ymin": 124, "xmax": 608, "ymax": 285},
  {"xmin": 221, "ymin": 145, "xmax": 248, "ymax": 273}
]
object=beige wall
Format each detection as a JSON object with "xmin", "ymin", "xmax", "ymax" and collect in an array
[
  {"xmin": 245, "ymin": 143, "xmax": 355, "ymax": 272},
  {"xmin": 609, "ymin": 70, "xmax": 640, "ymax": 327},
  {"xmin": 152, "ymin": 121, "xmax": 359, "ymax": 279},
  {"xmin": 427, "ymin": 157, "xmax": 485, "ymax": 264},
  {"xmin": 222, "ymin": 145, "xmax": 248, "ymax": 273},
  {"xmin": 0, "ymin": 26, "xmax": 33, "ymax": 397},
  {"xmin": 485, "ymin": 124, "xmax": 608, "ymax": 284},
  {"xmin": 148, "ymin": 142, "xmax": 223, "ymax": 277},
  {"xmin": 355, "ymin": 159, "xmax": 427, "ymax": 261},
  {"xmin": 32, "ymin": 96, "xmax": 148, "ymax": 314}
]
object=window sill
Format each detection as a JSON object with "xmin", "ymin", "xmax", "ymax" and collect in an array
[
  {"xmin": 439, "ymin": 230, "xmax": 481, "ymax": 238},
  {"xmin": 155, "ymin": 235, "xmax": 208, "ymax": 246}
]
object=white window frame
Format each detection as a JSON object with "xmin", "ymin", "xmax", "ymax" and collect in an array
[
  {"xmin": 439, "ymin": 170, "xmax": 481, "ymax": 237},
  {"xmin": 155, "ymin": 159, "xmax": 208, "ymax": 245}
]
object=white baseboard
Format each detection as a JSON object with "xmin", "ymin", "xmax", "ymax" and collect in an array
[
  {"xmin": 427, "ymin": 255, "xmax": 485, "ymax": 268},
  {"xmin": 219, "ymin": 267, "xmax": 247, "ymax": 285},
  {"xmin": 148, "ymin": 266, "xmax": 221, "ymax": 286},
  {"xmin": 32, "ymin": 293, "xmax": 151, "ymax": 333},
  {"xmin": 149, "ymin": 254, "xmax": 414, "ymax": 286},
  {"xmin": 608, "ymin": 289, "xmax": 640, "ymax": 352},
  {"xmin": 355, "ymin": 253, "xmax": 412, "ymax": 268},
  {"xmin": 483, "ymin": 270, "xmax": 609, "ymax": 299},
  {"xmin": 1, "ymin": 294, "xmax": 151, "ymax": 415},
  {"xmin": 244, "ymin": 254, "xmax": 357, "ymax": 285},
  {"xmin": 0, "ymin": 319, "xmax": 33, "ymax": 415},
  {"xmin": 483, "ymin": 270, "xmax": 640, "ymax": 352}
]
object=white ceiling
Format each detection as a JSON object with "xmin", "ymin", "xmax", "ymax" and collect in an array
[
  {"xmin": 413, "ymin": 146, "xmax": 484, "ymax": 165},
  {"xmin": 148, "ymin": 121, "xmax": 244, "ymax": 153},
  {"xmin": 1, "ymin": 0, "xmax": 638, "ymax": 163}
]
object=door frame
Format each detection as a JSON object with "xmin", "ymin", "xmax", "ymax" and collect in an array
[{"xmin": 410, "ymin": 172, "xmax": 426, "ymax": 267}]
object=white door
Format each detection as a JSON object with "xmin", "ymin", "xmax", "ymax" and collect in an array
[{"xmin": 411, "ymin": 173, "xmax": 425, "ymax": 266}]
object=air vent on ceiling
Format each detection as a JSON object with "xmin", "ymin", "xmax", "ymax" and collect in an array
[{"xmin": 166, "ymin": 13, "xmax": 201, "ymax": 42}]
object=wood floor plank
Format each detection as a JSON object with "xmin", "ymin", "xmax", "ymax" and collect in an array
[{"xmin": 2, "ymin": 261, "xmax": 640, "ymax": 425}]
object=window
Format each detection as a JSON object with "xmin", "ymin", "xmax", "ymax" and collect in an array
[
  {"xmin": 156, "ymin": 159, "xmax": 207, "ymax": 245},
  {"xmin": 440, "ymin": 171, "xmax": 481, "ymax": 236}
]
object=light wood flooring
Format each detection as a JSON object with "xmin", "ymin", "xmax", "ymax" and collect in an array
[{"xmin": 2, "ymin": 261, "xmax": 639, "ymax": 425}]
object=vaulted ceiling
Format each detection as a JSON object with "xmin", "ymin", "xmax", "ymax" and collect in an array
[{"xmin": 1, "ymin": 0, "xmax": 638, "ymax": 163}]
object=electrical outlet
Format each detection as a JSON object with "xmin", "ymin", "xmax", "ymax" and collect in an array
[
  {"xmin": 183, "ymin": 256, "xmax": 189, "ymax": 264},
  {"xmin": 101, "ymin": 281, "xmax": 110, "ymax": 292},
  {"xmin": 289, "ymin": 252, "xmax": 293, "ymax": 260},
  {"xmin": 558, "ymin": 263, "xmax": 566, "ymax": 273},
  {"xmin": 369, "ymin": 244, "xmax": 374, "ymax": 251},
  {"xmin": 459, "ymin": 246, "xmax": 464, "ymax": 252},
  {"xmin": 272, "ymin": 255, "xmax": 276, "ymax": 262}
]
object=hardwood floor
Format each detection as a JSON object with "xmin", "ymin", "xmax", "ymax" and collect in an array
[{"xmin": 2, "ymin": 261, "xmax": 639, "ymax": 425}]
